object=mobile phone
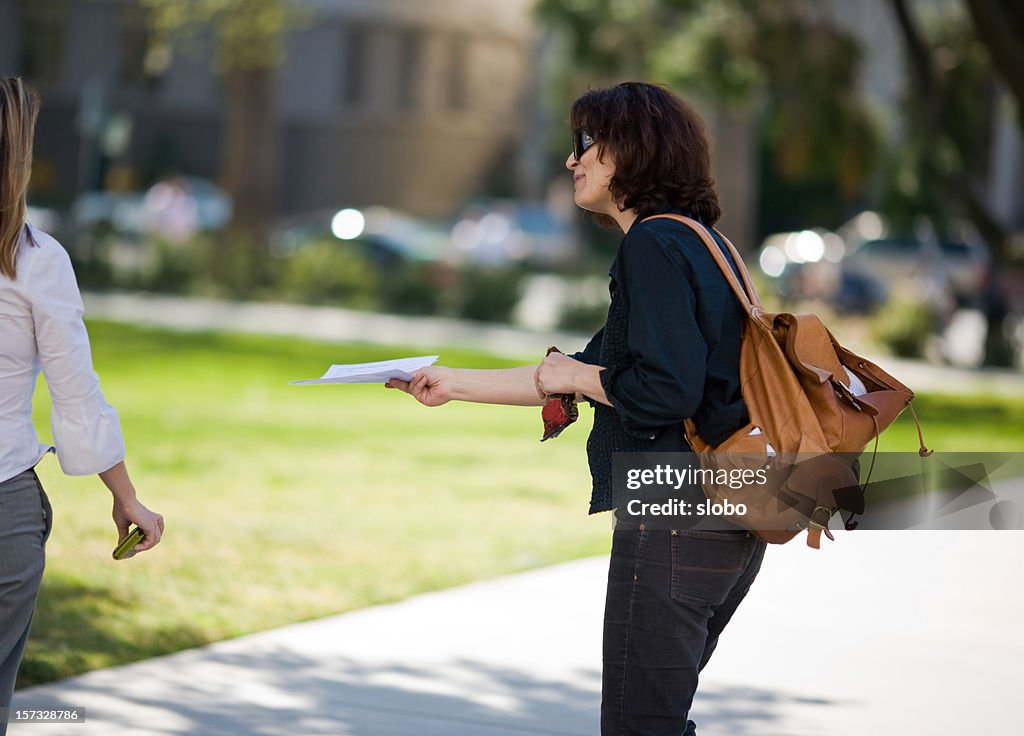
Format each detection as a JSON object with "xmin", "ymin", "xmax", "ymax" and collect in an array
[{"xmin": 112, "ymin": 526, "xmax": 145, "ymax": 560}]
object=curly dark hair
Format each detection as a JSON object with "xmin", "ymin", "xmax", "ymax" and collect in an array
[{"xmin": 570, "ymin": 82, "xmax": 721, "ymax": 228}]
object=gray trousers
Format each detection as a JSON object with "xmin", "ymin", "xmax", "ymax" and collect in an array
[{"xmin": 0, "ymin": 469, "xmax": 51, "ymax": 736}]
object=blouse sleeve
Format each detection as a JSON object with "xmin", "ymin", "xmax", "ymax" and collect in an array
[
  {"xmin": 24, "ymin": 242, "xmax": 126, "ymax": 475},
  {"xmin": 599, "ymin": 227, "xmax": 707, "ymax": 433}
]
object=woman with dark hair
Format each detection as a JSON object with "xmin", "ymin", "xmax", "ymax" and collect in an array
[
  {"xmin": 0, "ymin": 77, "xmax": 164, "ymax": 733},
  {"xmin": 388, "ymin": 82, "xmax": 764, "ymax": 735}
]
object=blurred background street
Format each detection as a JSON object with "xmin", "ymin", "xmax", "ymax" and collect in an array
[{"xmin": 3, "ymin": 0, "xmax": 1024, "ymax": 369}]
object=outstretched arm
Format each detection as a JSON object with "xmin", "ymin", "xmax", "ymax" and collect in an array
[
  {"xmin": 386, "ymin": 365, "xmax": 547, "ymax": 407},
  {"xmin": 388, "ymin": 353, "xmax": 613, "ymax": 409}
]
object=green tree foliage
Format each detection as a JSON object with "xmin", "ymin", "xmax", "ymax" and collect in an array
[
  {"xmin": 882, "ymin": 6, "xmax": 998, "ymax": 234},
  {"xmin": 887, "ymin": 0, "xmax": 1022, "ymax": 260},
  {"xmin": 140, "ymin": 0, "xmax": 296, "ymax": 72},
  {"xmin": 539, "ymin": 0, "xmax": 1022, "ymax": 260},
  {"xmin": 964, "ymin": 0, "xmax": 1024, "ymax": 125},
  {"xmin": 536, "ymin": 0, "xmax": 880, "ymax": 208}
]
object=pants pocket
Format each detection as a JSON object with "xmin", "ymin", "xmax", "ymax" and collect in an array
[
  {"xmin": 30, "ymin": 471, "xmax": 53, "ymax": 543},
  {"xmin": 670, "ymin": 529, "xmax": 752, "ymax": 608}
]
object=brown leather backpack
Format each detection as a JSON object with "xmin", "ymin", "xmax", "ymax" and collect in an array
[{"xmin": 646, "ymin": 214, "xmax": 930, "ymax": 548}]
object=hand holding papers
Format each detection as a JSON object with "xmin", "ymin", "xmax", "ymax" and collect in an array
[{"xmin": 291, "ymin": 356, "xmax": 439, "ymax": 385}]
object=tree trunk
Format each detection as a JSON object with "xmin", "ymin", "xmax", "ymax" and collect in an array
[
  {"xmin": 965, "ymin": 0, "xmax": 1024, "ymax": 123},
  {"xmin": 221, "ymin": 66, "xmax": 278, "ymax": 240},
  {"xmin": 888, "ymin": 0, "xmax": 1018, "ymax": 366},
  {"xmin": 887, "ymin": 0, "xmax": 1008, "ymax": 260},
  {"xmin": 208, "ymin": 65, "xmax": 279, "ymax": 291}
]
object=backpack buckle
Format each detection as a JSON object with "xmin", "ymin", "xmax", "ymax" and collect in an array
[{"xmin": 809, "ymin": 506, "xmax": 836, "ymax": 542}]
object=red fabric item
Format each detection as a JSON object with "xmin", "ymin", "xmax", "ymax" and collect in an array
[{"xmin": 540, "ymin": 347, "xmax": 578, "ymax": 441}]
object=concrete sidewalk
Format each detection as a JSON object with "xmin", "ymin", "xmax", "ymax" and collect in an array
[
  {"xmin": 81, "ymin": 292, "xmax": 587, "ymax": 361},
  {"xmin": 11, "ymin": 530, "xmax": 1024, "ymax": 735},
  {"xmin": 82, "ymin": 292, "xmax": 1024, "ymax": 396}
]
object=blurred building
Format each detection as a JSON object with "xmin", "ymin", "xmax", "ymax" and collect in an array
[
  {"xmin": 0, "ymin": 0, "xmax": 537, "ymax": 218},
  {"xmin": 4, "ymin": 0, "xmax": 1019, "ymax": 246}
]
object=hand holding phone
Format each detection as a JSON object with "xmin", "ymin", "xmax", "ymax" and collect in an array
[{"xmin": 112, "ymin": 526, "xmax": 145, "ymax": 560}]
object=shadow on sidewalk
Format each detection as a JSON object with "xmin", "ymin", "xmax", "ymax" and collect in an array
[{"xmin": 16, "ymin": 645, "xmax": 839, "ymax": 736}]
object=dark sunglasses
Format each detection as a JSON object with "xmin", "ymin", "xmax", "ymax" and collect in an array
[{"xmin": 571, "ymin": 128, "xmax": 595, "ymax": 161}]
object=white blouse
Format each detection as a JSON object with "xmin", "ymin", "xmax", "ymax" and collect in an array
[{"xmin": 0, "ymin": 226, "xmax": 125, "ymax": 483}]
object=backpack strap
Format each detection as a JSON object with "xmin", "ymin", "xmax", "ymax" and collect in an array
[
  {"xmin": 710, "ymin": 226, "xmax": 764, "ymax": 311},
  {"xmin": 642, "ymin": 214, "xmax": 763, "ymax": 312},
  {"xmin": 645, "ymin": 214, "xmax": 760, "ymax": 449}
]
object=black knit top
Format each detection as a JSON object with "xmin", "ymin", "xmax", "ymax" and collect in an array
[{"xmin": 572, "ymin": 209, "xmax": 749, "ymax": 514}]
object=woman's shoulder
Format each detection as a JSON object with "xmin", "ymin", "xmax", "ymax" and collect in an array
[
  {"xmin": 16, "ymin": 226, "xmax": 75, "ymax": 285},
  {"xmin": 20, "ymin": 226, "xmax": 71, "ymax": 264},
  {"xmin": 621, "ymin": 215, "xmax": 706, "ymax": 270},
  {"xmin": 629, "ymin": 212, "xmax": 709, "ymax": 244}
]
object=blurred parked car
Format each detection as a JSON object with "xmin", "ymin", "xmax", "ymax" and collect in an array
[
  {"xmin": 68, "ymin": 176, "xmax": 232, "ymax": 239},
  {"xmin": 69, "ymin": 190, "xmax": 147, "ymax": 237},
  {"xmin": 269, "ymin": 200, "xmax": 580, "ymax": 269},
  {"xmin": 177, "ymin": 177, "xmax": 232, "ymax": 233},
  {"xmin": 270, "ymin": 206, "xmax": 452, "ymax": 265},
  {"xmin": 754, "ymin": 212, "xmax": 1018, "ymax": 367},
  {"xmin": 757, "ymin": 212, "xmax": 995, "ymax": 316},
  {"xmin": 755, "ymin": 228, "xmax": 882, "ymax": 312},
  {"xmin": 841, "ymin": 234, "xmax": 991, "ymax": 310},
  {"xmin": 450, "ymin": 199, "xmax": 580, "ymax": 267}
]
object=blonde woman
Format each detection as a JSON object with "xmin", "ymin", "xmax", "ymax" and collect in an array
[{"xmin": 0, "ymin": 77, "xmax": 164, "ymax": 731}]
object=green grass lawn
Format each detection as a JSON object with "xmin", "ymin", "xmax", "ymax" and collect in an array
[{"xmin": 19, "ymin": 321, "xmax": 1024, "ymax": 686}]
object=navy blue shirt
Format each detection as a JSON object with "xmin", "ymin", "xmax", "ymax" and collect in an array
[{"xmin": 573, "ymin": 210, "xmax": 749, "ymax": 514}]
